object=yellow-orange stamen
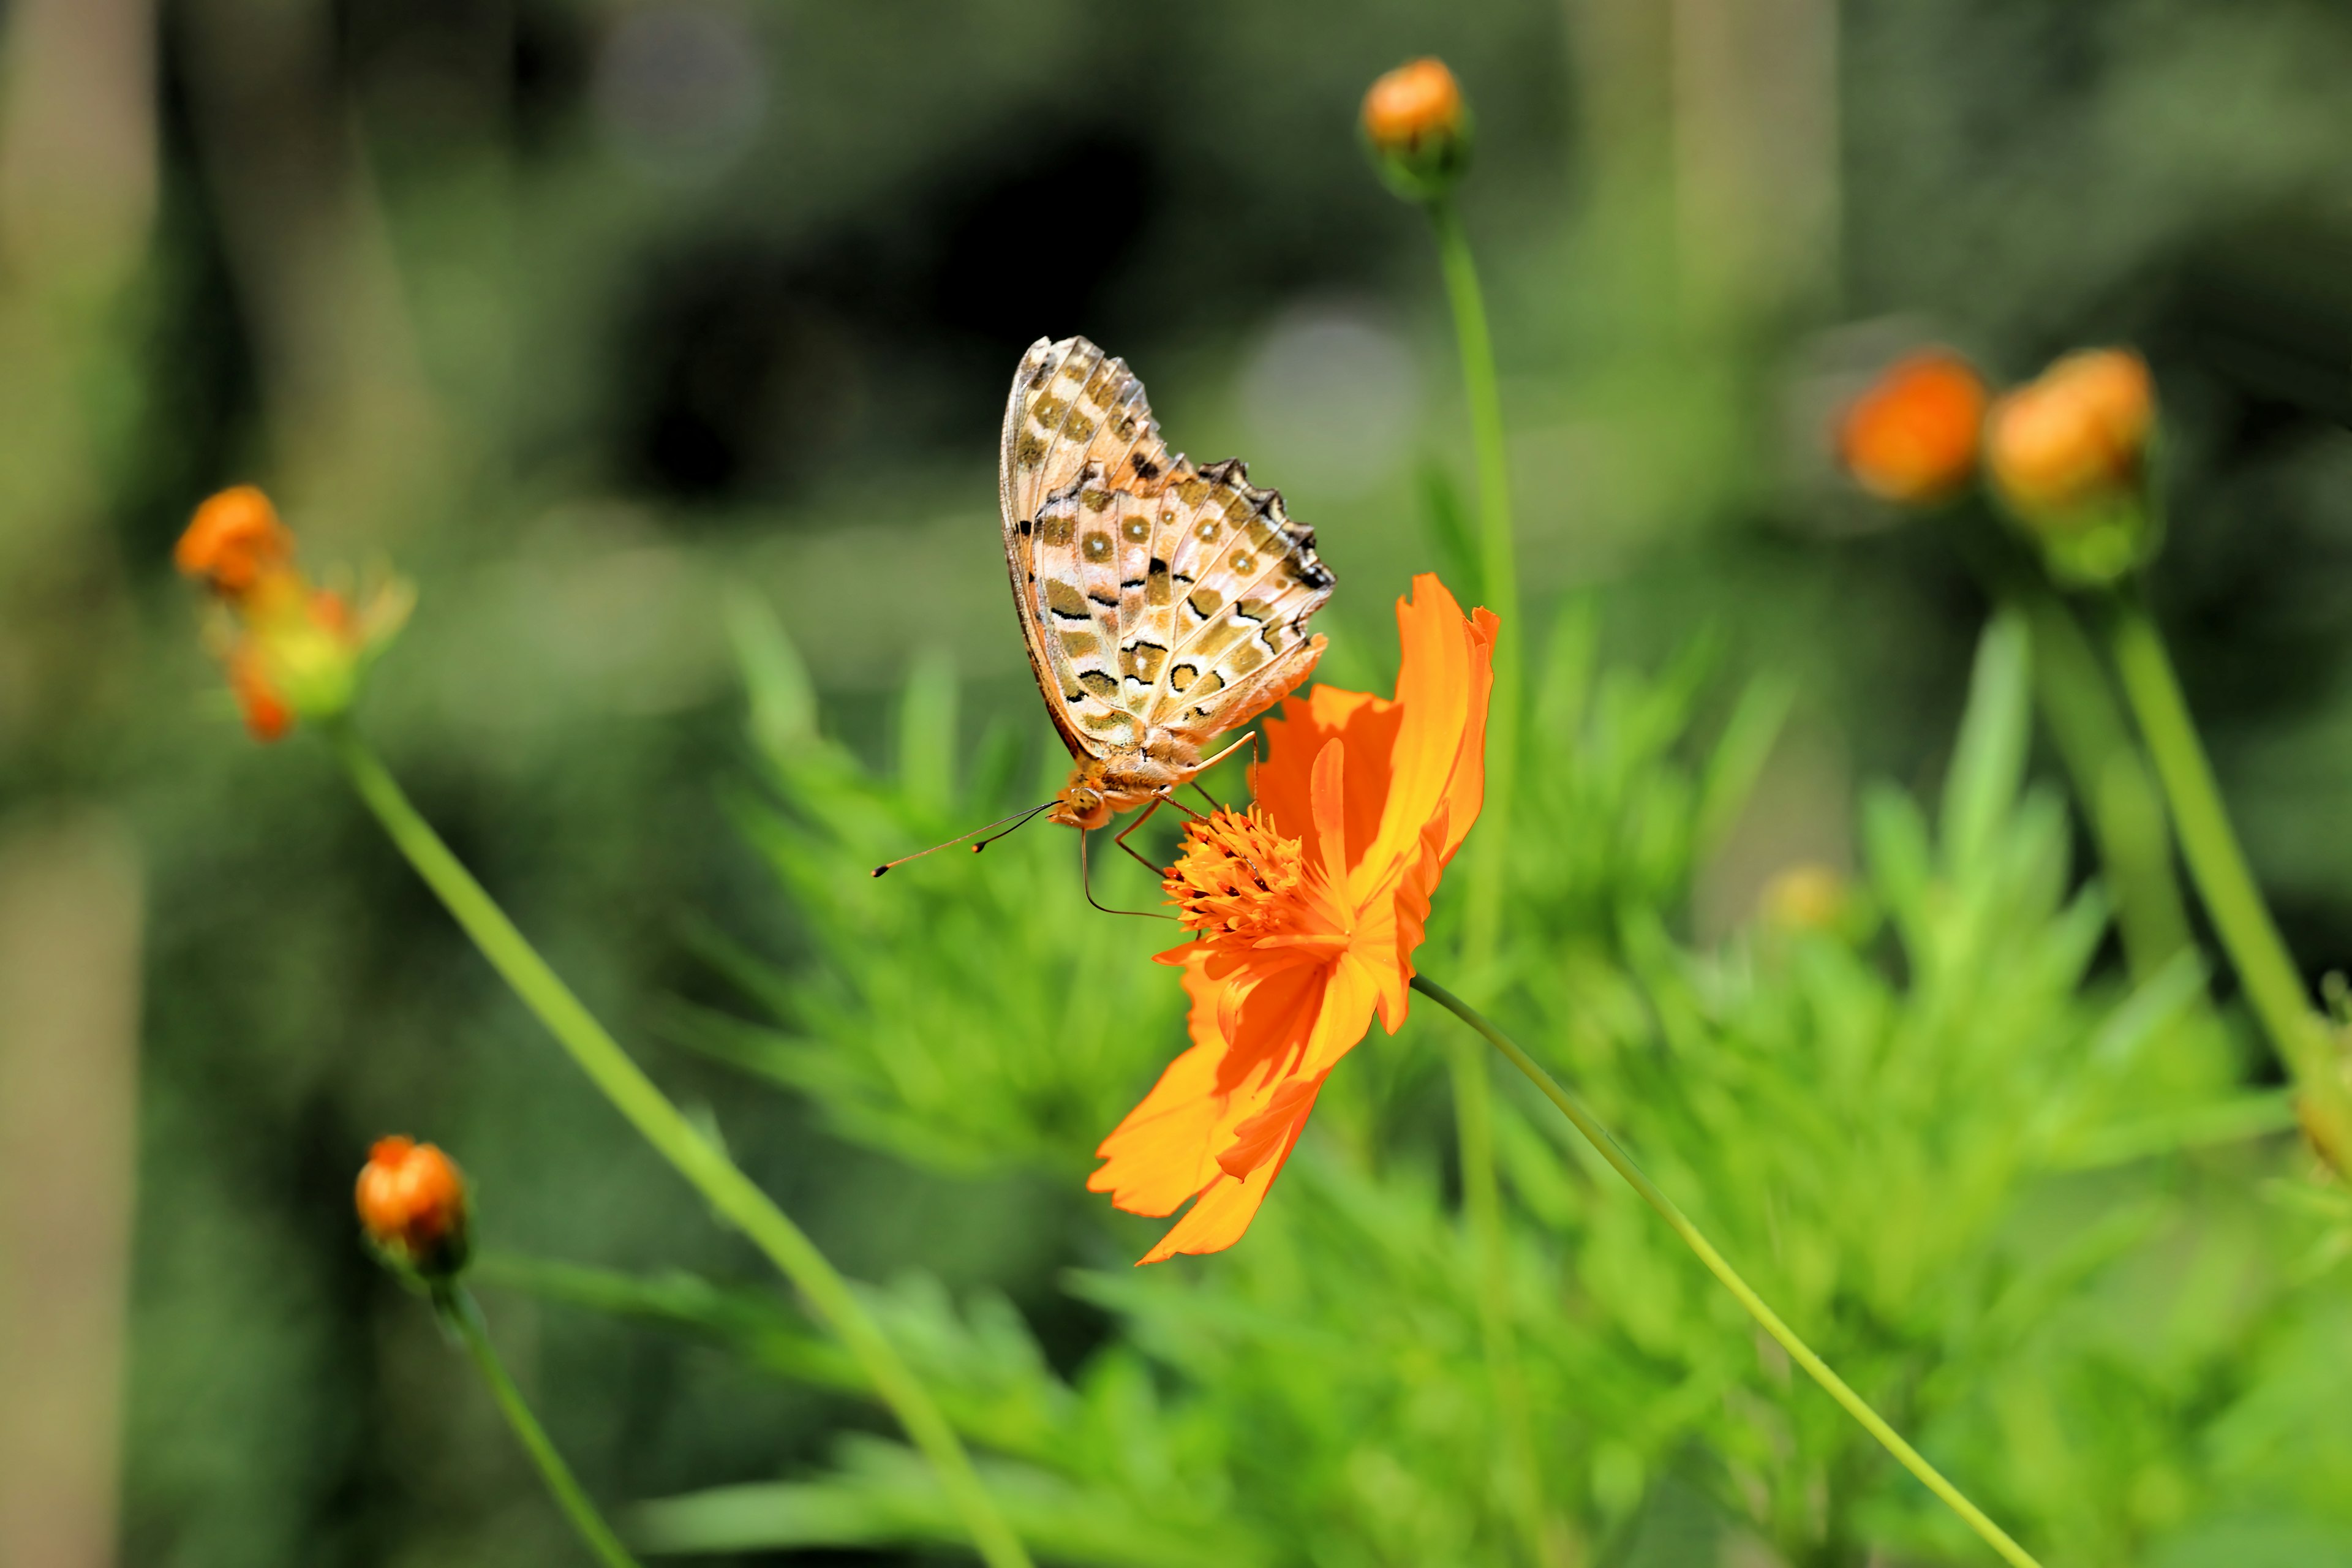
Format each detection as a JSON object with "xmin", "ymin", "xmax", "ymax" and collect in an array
[{"xmin": 1163, "ymin": 809, "xmax": 1306, "ymax": 940}]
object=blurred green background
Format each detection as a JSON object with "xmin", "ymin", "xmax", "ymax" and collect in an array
[{"xmin": 7, "ymin": 1, "xmax": 2352, "ymax": 1564}]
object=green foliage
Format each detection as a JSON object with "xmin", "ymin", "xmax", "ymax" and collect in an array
[
  {"xmin": 486, "ymin": 605, "xmax": 2352, "ymax": 1566},
  {"xmin": 672, "ymin": 593, "xmax": 1184, "ymax": 1172}
]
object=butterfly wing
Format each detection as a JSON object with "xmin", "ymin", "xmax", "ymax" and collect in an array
[
  {"xmin": 1001, "ymin": 337, "xmax": 1180, "ymax": 762},
  {"xmin": 1000, "ymin": 336, "xmax": 1332, "ymax": 771},
  {"xmin": 1140, "ymin": 457, "xmax": 1332, "ymax": 738}
]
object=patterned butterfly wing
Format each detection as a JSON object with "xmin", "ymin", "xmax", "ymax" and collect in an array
[
  {"xmin": 1001, "ymin": 337, "xmax": 1177, "ymax": 762},
  {"xmin": 1000, "ymin": 336, "xmax": 1333, "ymax": 784},
  {"xmin": 1140, "ymin": 458, "xmax": 1332, "ymax": 741}
]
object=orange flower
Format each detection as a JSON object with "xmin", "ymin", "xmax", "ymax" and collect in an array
[
  {"xmin": 1089, "ymin": 574, "xmax": 1496, "ymax": 1263},
  {"xmin": 1836, "ymin": 349, "xmax": 1988, "ymax": 505},
  {"xmin": 1986, "ymin": 347, "xmax": 2154, "ymax": 518},
  {"xmin": 356, "ymin": 1135, "xmax": 471, "ymax": 1275},
  {"xmin": 175, "ymin": 484, "xmax": 294, "ymax": 598},
  {"xmin": 175, "ymin": 486, "xmax": 411, "ymax": 740}
]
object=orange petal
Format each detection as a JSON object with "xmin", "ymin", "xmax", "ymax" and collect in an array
[
  {"xmin": 1215, "ymin": 1072, "xmax": 1325, "ymax": 1179},
  {"xmin": 1297, "ymin": 950, "xmax": 1384, "ymax": 1081},
  {"xmin": 1137, "ymin": 1079, "xmax": 1321, "ymax": 1264},
  {"xmin": 1367, "ymin": 575, "xmax": 1492, "ymax": 880},
  {"xmin": 1259, "ymin": 685, "xmax": 1401, "ymax": 869},
  {"xmin": 1308, "ymin": 738, "xmax": 1352, "ymax": 894},
  {"xmin": 1087, "ymin": 1035, "xmax": 1231, "ymax": 1217},
  {"xmin": 1212, "ymin": 952, "xmax": 1326, "ymax": 1092}
]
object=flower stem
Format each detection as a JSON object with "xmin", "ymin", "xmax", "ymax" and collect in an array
[
  {"xmin": 1410, "ymin": 974, "xmax": 2045, "ymax": 1568},
  {"xmin": 1426, "ymin": 195, "xmax": 1548, "ymax": 1564},
  {"xmin": 434, "ymin": 1283, "xmax": 642, "ymax": 1568},
  {"xmin": 2014, "ymin": 586, "xmax": 2190, "ymax": 981},
  {"xmin": 2100, "ymin": 586, "xmax": 2352, "ymax": 1173},
  {"xmin": 1428, "ymin": 195, "xmax": 1522, "ymax": 973},
  {"xmin": 326, "ymin": 724, "xmax": 1034, "ymax": 1568}
]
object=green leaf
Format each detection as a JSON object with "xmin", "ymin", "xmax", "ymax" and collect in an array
[
  {"xmin": 1940, "ymin": 608, "xmax": 2032, "ymax": 870},
  {"xmin": 726, "ymin": 587, "xmax": 818, "ymax": 761}
]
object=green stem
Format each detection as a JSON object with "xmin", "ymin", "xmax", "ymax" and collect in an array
[
  {"xmin": 435, "ymin": 1284, "xmax": 642, "ymax": 1568},
  {"xmin": 2014, "ymin": 587, "xmax": 2191, "ymax": 980},
  {"xmin": 2101, "ymin": 587, "xmax": 2352, "ymax": 1173},
  {"xmin": 1427, "ymin": 197, "xmax": 1547, "ymax": 1564},
  {"xmin": 1411, "ymin": 974, "xmax": 2045, "ymax": 1568},
  {"xmin": 1429, "ymin": 196, "xmax": 1523, "ymax": 975},
  {"xmin": 1443, "ymin": 1033, "xmax": 1550, "ymax": 1564},
  {"xmin": 326, "ymin": 725, "xmax": 1033, "ymax": 1568}
]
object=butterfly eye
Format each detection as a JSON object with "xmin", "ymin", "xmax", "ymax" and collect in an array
[
  {"xmin": 1230, "ymin": 551, "xmax": 1256, "ymax": 575},
  {"xmin": 1082, "ymin": 532, "xmax": 1113, "ymax": 562},
  {"xmin": 1121, "ymin": 516, "xmax": 1150, "ymax": 543},
  {"xmin": 1194, "ymin": 519, "xmax": 1221, "ymax": 542}
]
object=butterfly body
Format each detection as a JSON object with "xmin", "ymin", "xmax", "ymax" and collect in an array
[{"xmin": 1000, "ymin": 337, "xmax": 1335, "ymax": 830}]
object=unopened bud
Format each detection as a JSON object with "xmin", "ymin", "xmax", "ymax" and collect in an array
[
  {"xmin": 1837, "ymin": 350, "xmax": 1988, "ymax": 506},
  {"xmin": 356, "ymin": 1136, "xmax": 470, "ymax": 1278},
  {"xmin": 1988, "ymin": 349, "xmax": 2158, "ymax": 586},
  {"xmin": 1362, "ymin": 58, "xmax": 1471, "ymax": 203}
]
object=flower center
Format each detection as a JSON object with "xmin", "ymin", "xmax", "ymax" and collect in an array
[{"xmin": 1163, "ymin": 809, "xmax": 1308, "ymax": 939}]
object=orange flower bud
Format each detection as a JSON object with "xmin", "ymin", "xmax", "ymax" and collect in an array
[
  {"xmin": 176, "ymin": 485, "xmax": 293, "ymax": 597},
  {"xmin": 1837, "ymin": 349, "xmax": 1988, "ymax": 505},
  {"xmin": 356, "ymin": 1136, "xmax": 470, "ymax": 1276},
  {"xmin": 1986, "ymin": 348, "xmax": 2158, "ymax": 586},
  {"xmin": 1987, "ymin": 349, "xmax": 2154, "ymax": 516},
  {"xmin": 1364, "ymin": 58, "xmax": 1463, "ymax": 152},
  {"xmin": 1362, "ymin": 58, "xmax": 1471, "ymax": 202}
]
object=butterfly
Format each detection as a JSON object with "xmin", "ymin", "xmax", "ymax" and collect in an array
[{"xmin": 1000, "ymin": 335, "xmax": 1335, "ymax": 835}]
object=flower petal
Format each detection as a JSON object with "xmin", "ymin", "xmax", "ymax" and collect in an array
[
  {"xmin": 1366, "ymin": 575, "xmax": 1495, "ymax": 879},
  {"xmin": 1086, "ymin": 1034, "xmax": 1230, "ymax": 1218},
  {"xmin": 1298, "ymin": 951, "xmax": 1384, "ymax": 1080},
  {"xmin": 1258, "ymin": 686, "xmax": 1403, "ymax": 873},
  {"xmin": 1309, "ymin": 738, "xmax": 1352, "ymax": 896},
  {"xmin": 1137, "ymin": 1077, "xmax": 1322, "ymax": 1264}
]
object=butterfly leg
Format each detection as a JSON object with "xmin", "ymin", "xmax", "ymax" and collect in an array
[
  {"xmin": 1111, "ymin": 796, "xmax": 1167, "ymax": 875},
  {"xmin": 1080, "ymin": 826, "xmax": 1173, "ymax": 921}
]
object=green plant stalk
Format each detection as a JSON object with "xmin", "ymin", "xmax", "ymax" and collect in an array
[
  {"xmin": 435, "ymin": 1283, "xmax": 643, "ymax": 1568},
  {"xmin": 1411, "ymin": 975, "xmax": 2046, "ymax": 1568},
  {"xmin": 326, "ymin": 724, "xmax": 1035, "ymax": 1568},
  {"xmin": 1426, "ymin": 194, "xmax": 1547, "ymax": 1565},
  {"xmin": 2015, "ymin": 587, "xmax": 2191, "ymax": 979},
  {"xmin": 2101, "ymin": 588, "xmax": 2352, "ymax": 1173},
  {"xmin": 1429, "ymin": 196, "xmax": 1523, "ymax": 974}
]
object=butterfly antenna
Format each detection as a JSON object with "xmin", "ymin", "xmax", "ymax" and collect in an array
[
  {"xmin": 969, "ymin": 800, "xmax": 1055, "ymax": 854},
  {"xmin": 872, "ymin": 800, "xmax": 1054, "ymax": 878}
]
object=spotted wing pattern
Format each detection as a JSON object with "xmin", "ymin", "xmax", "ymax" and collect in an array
[{"xmin": 1000, "ymin": 336, "xmax": 1333, "ymax": 766}]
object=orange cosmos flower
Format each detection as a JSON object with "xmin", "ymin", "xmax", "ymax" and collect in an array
[
  {"xmin": 1837, "ymin": 349, "xmax": 1989, "ymax": 505},
  {"xmin": 1090, "ymin": 573, "xmax": 1496, "ymax": 1263},
  {"xmin": 175, "ymin": 486, "xmax": 411, "ymax": 740},
  {"xmin": 356, "ymin": 1134, "xmax": 471, "ymax": 1276}
]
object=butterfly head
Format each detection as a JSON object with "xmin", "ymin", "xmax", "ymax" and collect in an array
[{"xmin": 1049, "ymin": 782, "xmax": 1114, "ymax": 831}]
